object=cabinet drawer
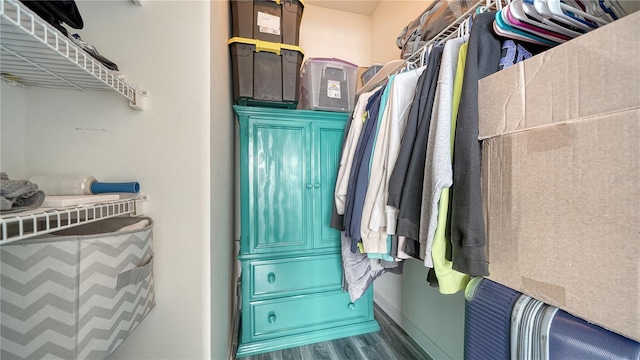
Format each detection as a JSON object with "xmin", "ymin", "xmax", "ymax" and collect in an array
[
  {"xmin": 248, "ymin": 254, "xmax": 342, "ymax": 299},
  {"xmin": 249, "ymin": 290, "xmax": 371, "ymax": 340}
]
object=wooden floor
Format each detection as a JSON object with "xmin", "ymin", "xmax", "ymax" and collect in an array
[{"xmin": 240, "ymin": 304, "xmax": 433, "ymax": 360}]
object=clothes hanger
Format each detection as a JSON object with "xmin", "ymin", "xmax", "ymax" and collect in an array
[
  {"xmin": 535, "ymin": 0, "xmax": 603, "ymax": 31},
  {"xmin": 457, "ymin": 15, "xmax": 468, "ymax": 38},
  {"xmin": 458, "ymin": 13, "xmax": 474, "ymax": 38},
  {"xmin": 493, "ymin": 10, "xmax": 557, "ymax": 46},
  {"xmin": 419, "ymin": 47, "xmax": 428, "ymax": 67},
  {"xmin": 511, "ymin": 0, "xmax": 580, "ymax": 38},
  {"xmin": 603, "ymin": 0, "xmax": 627, "ymax": 20},
  {"xmin": 549, "ymin": 0, "xmax": 610, "ymax": 26},
  {"xmin": 492, "ymin": 18, "xmax": 551, "ymax": 45},
  {"xmin": 494, "ymin": 9, "xmax": 559, "ymax": 45},
  {"xmin": 572, "ymin": 0, "xmax": 609, "ymax": 20},
  {"xmin": 594, "ymin": 0, "xmax": 617, "ymax": 21},
  {"xmin": 521, "ymin": 0, "xmax": 586, "ymax": 37},
  {"xmin": 405, "ymin": 59, "xmax": 417, "ymax": 72},
  {"xmin": 499, "ymin": 7, "xmax": 565, "ymax": 43},
  {"xmin": 615, "ymin": 0, "xmax": 638, "ymax": 18},
  {"xmin": 503, "ymin": 2, "xmax": 571, "ymax": 42},
  {"xmin": 571, "ymin": 0, "xmax": 615, "ymax": 22},
  {"xmin": 424, "ymin": 42, "xmax": 434, "ymax": 63},
  {"xmin": 532, "ymin": 0, "xmax": 591, "ymax": 31}
]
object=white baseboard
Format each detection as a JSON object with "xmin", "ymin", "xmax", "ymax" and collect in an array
[{"xmin": 374, "ymin": 293, "xmax": 451, "ymax": 360}]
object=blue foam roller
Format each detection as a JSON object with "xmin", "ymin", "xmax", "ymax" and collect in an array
[{"xmin": 91, "ymin": 181, "xmax": 140, "ymax": 194}]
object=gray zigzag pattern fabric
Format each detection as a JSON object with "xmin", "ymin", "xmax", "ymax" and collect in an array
[{"xmin": 0, "ymin": 217, "xmax": 154, "ymax": 360}]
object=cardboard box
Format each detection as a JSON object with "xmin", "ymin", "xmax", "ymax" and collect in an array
[{"xmin": 479, "ymin": 11, "xmax": 640, "ymax": 341}]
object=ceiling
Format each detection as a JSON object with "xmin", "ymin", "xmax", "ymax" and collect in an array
[{"xmin": 305, "ymin": 0, "xmax": 382, "ymax": 16}]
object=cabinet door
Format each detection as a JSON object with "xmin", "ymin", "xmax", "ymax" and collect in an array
[
  {"xmin": 313, "ymin": 121, "xmax": 345, "ymax": 249},
  {"xmin": 248, "ymin": 118, "xmax": 313, "ymax": 253}
]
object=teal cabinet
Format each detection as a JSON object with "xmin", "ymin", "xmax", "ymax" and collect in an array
[
  {"xmin": 244, "ymin": 118, "xmax": 312, "ymax": 254},
  {"xmin": 314, "ymin": 122, "xmax": 344, "ymax": 249},
  {"xmin": 235, "ymin": 106, "xmax": 379, "ymax": 357}
]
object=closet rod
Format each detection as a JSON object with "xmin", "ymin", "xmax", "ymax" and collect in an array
[
  {"xmin": 358, "ymin": 0, "xmax": 503, "ymax": 95},
  {"xmin": 404, "ymin": 0, "xmax": 503, "ymax": 65}
]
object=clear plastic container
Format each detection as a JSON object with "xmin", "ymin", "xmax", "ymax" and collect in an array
[{"xmin": 298, "ymin": 58, "xmax": 357, "ymax": 113}]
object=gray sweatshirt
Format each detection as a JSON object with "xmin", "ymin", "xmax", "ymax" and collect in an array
[{"xmin": 420, "ymin": 36, "xmax": 467, "ymax": 266}]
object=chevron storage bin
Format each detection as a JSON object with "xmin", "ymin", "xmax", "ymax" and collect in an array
[{"xmin": 0, "ymin": 217, "xmax": 155, "ymax": 360}]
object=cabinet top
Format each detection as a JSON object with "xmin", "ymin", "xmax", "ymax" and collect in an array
[{"xmin": 233, "ymin": 105, "xmax": 350, "ymax": 122}]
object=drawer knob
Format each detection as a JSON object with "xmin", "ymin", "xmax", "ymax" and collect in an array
[
  {"xmin": 306, "ymin": 183, "xmax": 313, "ymax": 189},
  {"xmin": 314, "ymin": 183, "xmax": 321, "ymax": 188},
  {"xmin": 268, "ymin": 312, "xmax": 276, "ymax": 324},
  {"xmin": 348, "ymin": 302, "xmax": 356, "ymax": 311},
  {"xmin": 267, "ymin": 272, "xmax": 276, "ymax": 283}
]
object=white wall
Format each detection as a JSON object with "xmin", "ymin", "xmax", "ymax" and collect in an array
[
  {"xmin": 375, "ymin": 262, "xmax": 466, "ymax": 360},
  {"xmin": 370, "ymin": 0, "xmax": 434, "ymax": 63},
  {"xmin": 0, "ymin": 83, "xmax": 26, "ymax": 178},
  {"xmin": 5, "ymin": 0, "xmax": 224, "ymax": 358},
  {"xmin": 300, "ymin": 4, "xmax": 372, "ymax": 67},
  {"xmin": 210, "ymin": 0, "xmax": 235, "ymax": 359}
]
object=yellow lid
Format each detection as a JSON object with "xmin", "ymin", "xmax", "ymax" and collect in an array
[
  {"xmin": 228, "ymin": 37, "xmax": 304, "ymax": 56},
  {"xmin": 270, "ymin": 0, "xmax": 305, "ymax": 6}
]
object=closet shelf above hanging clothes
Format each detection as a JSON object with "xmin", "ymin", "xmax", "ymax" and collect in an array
[
  {"xmin": 0, "ymin": 0, "xmax": 147, "ymax": 110},
  {"xmin": 0, "ymin": 194, "xmax": 148, "ymax": 244},
  {"xmin": 358, "ymin": 0, "xmax": 495, "ymax": 96}
]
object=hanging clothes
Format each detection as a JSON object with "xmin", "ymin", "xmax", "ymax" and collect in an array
[
  {"xmin": 419, "ymin": 35, "xmax": 467, "ymax": 268},
  {"xmin": 386, "ymin": 62, "xmax": 430, "ymax": 226},
  {"xmin": 394, "ymin": 45, "xmax": 444, "ymax": 258},
  {"xmin": 331, "ymin": 1, "xmax": 609, "ymax": 301},
  {"xmin": 340, "ymin": 232, "xmax": 384, "ymax": 302},
  {"xmin": 430, "ymin": 39, "xmax": 471, "ymax": 295},
  {"xmin": 334, "ymin": 87, "xmax": 382, "ymax": 218},
  {"xmin": 384, "ymin": 67, "xmax": 426, "ymax": 233},
  {"xmin": 361, "ymin": 66, "xmax": 427, "ymax": 255},
  {"xmin": 344, "ymin": 87, "xmax": 385, "ymax": 252},
  {"xmin": 450, "ymin": 11, "xmax": 502, "ymax": 277},
  {"xmin": 387, "ymin": 47, "xmax": 444, "ymax": 261},
  {"xmin": 498, "ymin": 39, "xmax": 544, "ymax": 70},
  {"xmin": 360, "ymin": 75, "xmax": 396, "ymax": 254}
]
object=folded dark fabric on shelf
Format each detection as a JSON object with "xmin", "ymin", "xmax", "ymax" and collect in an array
[
  {"xmin": 20, "ymin": 0, "xmax": 84, "ymax": 36},
  {"xmin": 0, "ymin": 172, "xmax": 45, "ymax": 213}
]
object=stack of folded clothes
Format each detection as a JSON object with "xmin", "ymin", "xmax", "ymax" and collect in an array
[{"xmin": 0, "ymin": 172, "xmax": 45, "ymax": 213}]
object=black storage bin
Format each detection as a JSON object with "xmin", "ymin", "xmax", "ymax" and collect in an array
[
  {"xmin": 229, "ymin": 37, "xmax": 304, "ymax": 108},
  {"xmin": 230, "ymin": 0, "xmax": 304, "ymax": 46}
]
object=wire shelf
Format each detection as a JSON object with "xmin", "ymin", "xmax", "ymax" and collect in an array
[
  {"xmin": 358, "ymin": 0, "xmax": 502, "ymax": 95},
  {"xmin": 0, "ymin": 196, "xmax": 147, "ymax": 245},
  {"xmin": 0, "ymin": 0, "xmax": 146, "ymax": 109}
]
